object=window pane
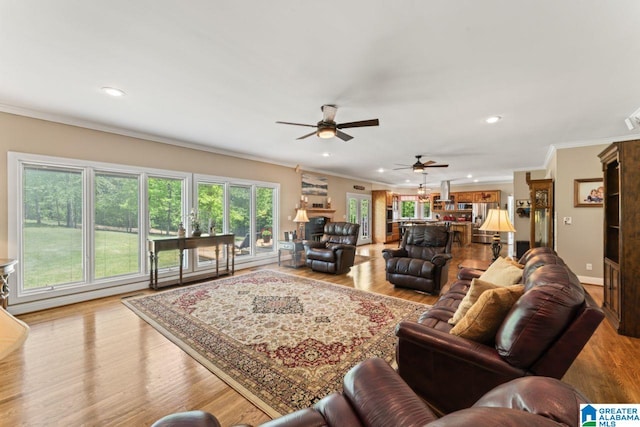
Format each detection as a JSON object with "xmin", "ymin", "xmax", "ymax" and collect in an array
[
  {"xmin": 256, "ymin": 187, "xmax": 275, "ymax": 254},
  {"xmin": 360, "ymin": 199, "xmax": 370, "ymax": 239},
  {"xmin": 230, "ymin": 185, "xmax": 251, "ymax": 256},
  {"xmin": 349, "ymin": 198, "xmax": 358, "ymax": 223},
  {"xmin": 422, "ymin": 200, "xmax": 431, "ymax": 218},
  {"xmin": 197, "ymin": 182, "xmax": 224, "ymax": 265},
  {"xmin": 23, "ymin": 166, "xmax": 84, "ymax": 289},
  {"xmin": 95, "ymin": 173, "xmax": 140, "ymax": 279},
  {"xmin": 401, "ymin": 201, "xmax": 416, "ymax": 217},
  {"xmin": 148, "ymin": 177, "xmax": 183, "ymax": 268}
]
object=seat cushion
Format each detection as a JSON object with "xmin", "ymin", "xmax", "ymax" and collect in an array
[
  {"xmin": 386, "ymin": 258, "xmax": 435, "ymax": 278},
  {"xmin": 306, "ymin": 247, "xmax": 336, "ymax": 262}
]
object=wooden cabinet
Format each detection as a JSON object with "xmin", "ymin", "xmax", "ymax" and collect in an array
[
  {"xmin": 372, "ymin": 190, "xmax": 399, "ymax": 243},
  {"xmin": 430, "ymin": 190, "xmax": 500, "ymax": 221},
  {"xmin": 472, "ymin": 191, "xmax": 500, "ymax": 203},
  {"xmin": 599, "ymin": 140, "xmax": 640, "ymax": 337},
  {"xmin": 526, "ymin": 177, "xmax": 553, "ymax": 249}
]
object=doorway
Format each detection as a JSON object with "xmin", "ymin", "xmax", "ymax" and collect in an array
[{"xmin": 347, "ymin": 193, "xmax": 372, "ymax": 245}]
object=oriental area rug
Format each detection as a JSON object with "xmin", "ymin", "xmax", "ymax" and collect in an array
[{"xmin": 123, "ymin": 269, "xmax": 427, "ymax": 417}]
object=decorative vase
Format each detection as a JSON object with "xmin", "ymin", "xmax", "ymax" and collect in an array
[
  {"xmin": 178, "ymin": 223, "xmax": 186, "ymax": 238},
  {"xmin": 192, "ymin": 230, "xmax": 202, "ymax": 237}
]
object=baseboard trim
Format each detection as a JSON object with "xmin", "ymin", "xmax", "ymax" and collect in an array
[{"xmin": 578, "ymin": 275, "xmax": 603, "ymax": 286}]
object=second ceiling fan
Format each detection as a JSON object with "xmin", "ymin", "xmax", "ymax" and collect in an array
[
  {"xmin": 276, "ymin": 104, "xmax": 379, "ymax": 141},
  {"xmin": 394, "ymin": 155, "xmax": 449, "ymax": 173}
]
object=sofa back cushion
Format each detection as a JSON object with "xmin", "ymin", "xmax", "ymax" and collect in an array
[
  {"xmin": 495, "ymin": 265, "xmax": 585, "ymax": 368},
  {"xmin": 322, "ymin": 222, "xmax": 360, "ymax": 245},
  {"xmin": 521, "ymin": 254, "xmax": 565, "ymax": 286},
  {"xmin": 403, "ymin": 226, "xmax": 451, "ymax": 260},
  {"xmin": 478, "ymin": 257, "xmax": 524, "ymax": 286}
]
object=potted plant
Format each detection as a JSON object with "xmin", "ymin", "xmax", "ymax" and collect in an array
[{"xmin": 262, "ymin": 229, "xmax": 272, "ymax": 243}]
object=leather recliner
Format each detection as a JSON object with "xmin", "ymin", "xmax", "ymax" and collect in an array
[
  {"xmin": 152, "ymin": 357, "xmax": 590, "ymax": 427},
  {"xmin": 303, "ymin": 222, "xmax": 359, "ymax": 274},
  {"xmin": 382, "ymin": 225, "xmax": 453, "ymax": 294}
]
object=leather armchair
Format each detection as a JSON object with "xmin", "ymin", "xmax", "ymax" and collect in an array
[
  {"xmin": 304, "ymin": 222, "xmax": 359, "ymax": 274},
  {"xmin": 153, "ymin": 358, "xmax": 590, "ymax": 427},
  {"xmin": 382, "ymin": 225, "xmax": 453, "ymax": 294}
]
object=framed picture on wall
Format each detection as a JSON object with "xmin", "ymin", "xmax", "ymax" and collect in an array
[
  {"xmin": 574, "ymin": 178, "xmax": 604, "ymax": 207},
  {"xmin": 302, "ymin": 173, "xmax": 328, "ymax": 196}
]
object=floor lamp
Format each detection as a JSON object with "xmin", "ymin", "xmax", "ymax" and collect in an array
[
  {"xmin": 293, "ymin": 208, "xmax": 309, "ymax": 241},
  {"xmin": 479, "ymin": 208, "xmax": 516, "ymax": 261}
]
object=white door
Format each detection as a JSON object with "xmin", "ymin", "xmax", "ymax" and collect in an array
[{"xmin": 347, "ymin": 193, "xmax": 372, "ymax": 245}]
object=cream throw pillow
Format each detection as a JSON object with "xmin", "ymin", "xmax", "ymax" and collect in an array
[
  {"xmin": 450, "ymin": 285, "xmax": 525, "ymax": 343},
  {"xmin": 479, "ymin": 257, "xmax": 523, "ymax": 286},
  {"xmin": 448, "ymin": 278, "xmax": 500, "ymax": 325}
]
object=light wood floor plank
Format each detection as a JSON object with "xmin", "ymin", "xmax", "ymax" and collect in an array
[{"xmin": 0, "ymin": 242, "xmax": 638, "ymax": 426}]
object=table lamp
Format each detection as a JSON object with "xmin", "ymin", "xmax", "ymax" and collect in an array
[
  {"xmin": 479, "ymin": 208, "xmax": 516, "ymax": 261},
  {"xmin": 293, "ymin": 208, "xmax": 309, "ymax": 240}
]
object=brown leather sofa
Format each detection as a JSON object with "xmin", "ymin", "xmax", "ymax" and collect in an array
[
  {"xmin": 152, "ymin": 357, "xmax": 590, "ymax": 427},
  {"xmin": 382, "ymin": 225, "xmax": 453, "ymax": 294},
  {"xmin": 395, "ymin": 247, "xmax": 605, "ymax": 414},
  {"xmin": 303, "ymin": 222, "xmax": 359, "ymax": 274}
]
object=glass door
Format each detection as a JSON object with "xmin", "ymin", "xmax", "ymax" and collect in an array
[{"xmin": 347, "ymin": 193, "xmax": 372, "ymax": 245}]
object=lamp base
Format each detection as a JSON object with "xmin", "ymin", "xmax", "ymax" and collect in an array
[{"xmin": 491, "ymin": 233, "xmax": 501, "ymax": 261}]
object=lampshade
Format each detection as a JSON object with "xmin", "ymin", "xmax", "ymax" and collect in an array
[
  {"xmin": 293, "ymin": 208, "xmax": 309, "ymax": 223},
  {"xmin": 0, "ymin": 308, "xmax": 29, "ymax": 360},
  {"xmin": 479, "ymin": 208, "xmax": 516, "ymax": 232}
]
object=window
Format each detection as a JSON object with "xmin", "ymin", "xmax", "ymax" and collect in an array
[
  {"xmin": 422, "ymin": 199, "xmax": 431, "ymax": 218},
  {"xmin": 400, "ymin": 200, "xmax": 416, "ymax": 218},
  {"xmin": 10, "ymin": 153, "xmax": 279, "ymax": 307},
  {"xmin": 148, "ymin": 176, "xmax": 185, "ymax": 269},
  {"xmin": 22, "ymin": 165, "xmax": 84, "ymax": 290},
  {"xmin": 94, "ymin": 172, "xmax": 140, "ymax": 279}
]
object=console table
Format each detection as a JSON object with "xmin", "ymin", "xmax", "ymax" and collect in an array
[
  {"xmin": 278, "ymin": 240, "xmax": 305, "ymax": 268},
  {"xmin": 0, "ymin": 259, "xmax": 18, "ymax": 309},
  {"xmin": 148, "ymin": 234, "xmax": 235, "ymax": 290}
]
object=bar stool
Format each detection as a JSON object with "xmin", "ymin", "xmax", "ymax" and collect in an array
[{"xmin": 452, "ymin": 230, "xmax": 463, "ymax": 247}]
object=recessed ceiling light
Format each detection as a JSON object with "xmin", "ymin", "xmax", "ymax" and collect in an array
[
  {"xmin": 485, "ymin": 115, "xmax": 502, "ymax": 124},
  {"xmin": 101, "ymin": 87, "xmax": 126, "ymax": 97},
  {"xmin": 474, "ymin": 179, "xmax": 479, "ymax": 183},
  {"xmin": 377, "ymin": 168, "xmax": 384, "ymax": 173},
  {"xmin": 405, "ymin": 179, "xmax": 411, "ymax": 183},
  {"xmin": 322, "ymin": 152, "xmax": 331, "ymax": 157},
  {"xmin": 466, "ymin": 174, "xmax": 473, "ymax": 179}
]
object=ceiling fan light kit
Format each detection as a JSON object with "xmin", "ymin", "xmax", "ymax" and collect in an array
[{"xmin": 277, "ymin": 104, "xmax": 379, "ymax": 142}]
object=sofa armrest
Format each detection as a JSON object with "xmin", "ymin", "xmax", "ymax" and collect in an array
[
  {"xmin": 259, "ymin": 408, "xmax": 327, "ymax": 427},
  {"xmin": 303, "ymin": 240, "xmax": 326, "ymax": 250},
  {"xmin": 473, "ymin": 376, "xmax": 590, "ymax": 427},
  {"xmin": 457, "ymin": 267, "xmax": 483, "ymax": 281},
  {"xmin": 342, "ymin": 358, "xmax": 436, "ymax": 427},
  {"xmin": 431, "ymin": 253, "xmax": 452, "ymax": 267},
  {"xmin": 382, "ymin": 247, "xmax": 407, "ymax": 260},
  {"xmin": 395, "ymin": 321, "xmax": 527, "ymax": 413}
]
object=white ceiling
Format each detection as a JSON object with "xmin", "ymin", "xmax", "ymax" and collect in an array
[{"xmin": 2, "ymin": 1, "xmax": 640, "ymax": 188}]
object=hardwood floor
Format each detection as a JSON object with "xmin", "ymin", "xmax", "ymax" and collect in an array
[{"xmin": 1, "ymin": 242, "xmax": 639, "ymax": 426}]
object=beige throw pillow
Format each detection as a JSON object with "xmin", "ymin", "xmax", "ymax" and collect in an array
[
  {"xmin": 450, "ymin": 285, "xmax": 525, "ymax": 343},
  {"xmin": 450, "ymin": 285, "xmax": 524, "ymax": 343},
  {"xmin": 448, "ymin": 278, "xmax": 500, "ymax": 325},
  {"xmin": 479, "ymin": 257, "xmax": 523, "ymax": 286}
]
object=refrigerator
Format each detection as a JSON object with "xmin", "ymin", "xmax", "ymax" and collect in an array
[{"xmin": 472, "ymin": 202, "xmax": 498, "ymax": 243}]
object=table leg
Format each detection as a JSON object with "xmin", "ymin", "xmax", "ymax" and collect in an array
[
  {"xmin": 0, "ymin": 274, "xmax": 10, "ymax": 309},
  {"xmin": 230, "ymin": 243, "xmax": 234, "ymax": 275},
  {"xmin": 149, "ymin": 252, "xmax": 159, "ymax": 290},
  {"xmin": 179, "ymin": 249, "xmax": 184, "ymax": 285},
  {"xmin": 215, "ymin": 245, "xmax": 220, "ymax": 277}
]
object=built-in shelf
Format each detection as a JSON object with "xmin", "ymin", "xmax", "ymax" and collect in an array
[{"xmin": 304, "ymin": 208, "xmax": 335, "ymax": 220}]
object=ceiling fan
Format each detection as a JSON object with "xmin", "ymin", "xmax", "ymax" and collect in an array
[
  {"xmin": 393, "ymin": 155, "xmax": 449, "ymax": 173},
  {"xmin": 276, "ymin": 105, "xmax": 379, "ymax": 141}
]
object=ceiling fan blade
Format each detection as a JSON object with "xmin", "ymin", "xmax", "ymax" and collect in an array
[
  {"xmin": 296, "ymin": 131, "xmax": 318, "ymax": 140},
  {"xmin": 424, "ymin": 164, "xmax": 449, "ymax": 168},
  {"xmin": 422, "ymin": 160, "xmax": 436, "ymax": 166},
  {"xmin": 392, "ymin": 166, "xmax": 411, "ymax": 170},
  {"xmin": 337, "ymin": 119, "xmax": 379, "ymax": 129},
  {"xmin": 322, "ymin": 105, "xmax": 338, "ymax": 122},
  {"xmin": 336, "ymin": 130, "xmax": 353, "ymax": 141},
  {"xmin": 276, "ymin": 121, "xmax": 317, "ymax": 128}
]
